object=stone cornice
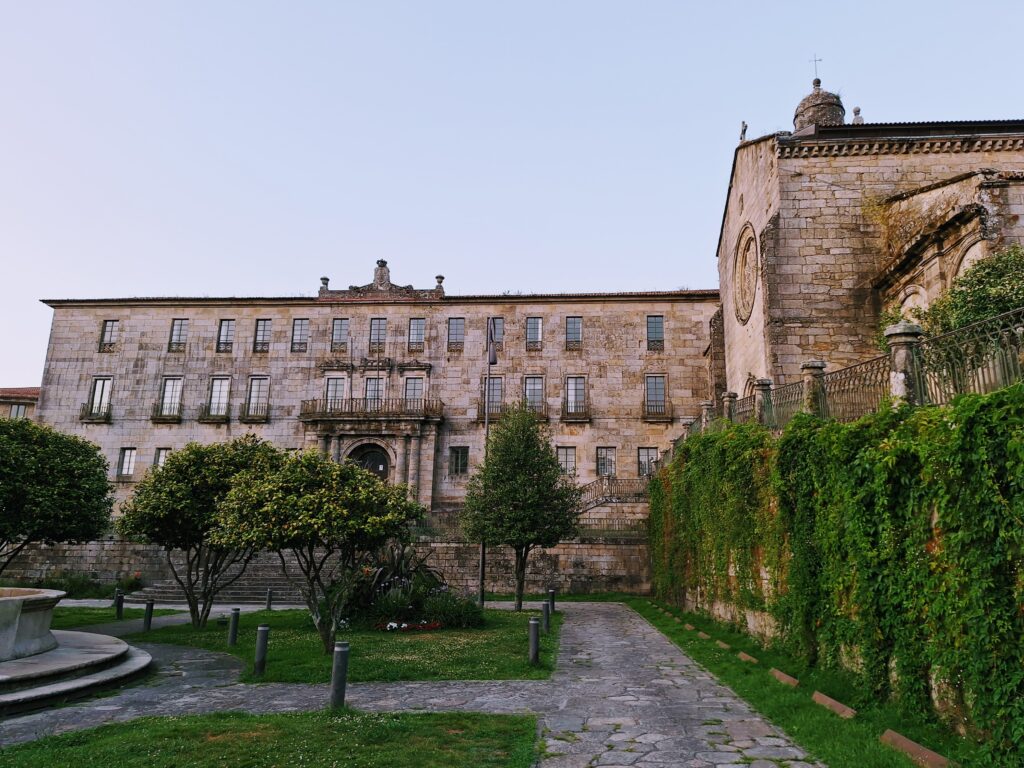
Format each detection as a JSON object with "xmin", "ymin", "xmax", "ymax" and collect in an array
[{"xmin": 778, "ymin": 136, "xmax": 1024, "ymax": 159}]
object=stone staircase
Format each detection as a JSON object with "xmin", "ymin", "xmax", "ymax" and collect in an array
[{"xmin": 125, "ymin": 553, "xmax": 305, "ymax": 605}]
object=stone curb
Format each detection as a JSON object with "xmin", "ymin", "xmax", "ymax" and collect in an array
[
  {"xmin": 715, "ymin": 640, "xmax": 731, "ymax": 650},
  {"xmin": 770, "ymin": 668, "xmax": 799, "ymax": 687},
  {"xmin": 880, "ymin": 729, "xmax": 952, "ymax": 768},
  {"xmin": 737, "ymin": 651, "xmax": 758, "ymax": 664},
  {"xmin": 812, "ymin": 690, "xmax": 856, "ymax": 719}
]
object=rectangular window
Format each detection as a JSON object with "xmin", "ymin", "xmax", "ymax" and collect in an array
[
  {"xmin": 325, "ymin": 377, "xmax": 346, "ymax": 408},
  {"xmin": 208, "ymin": 377, "xmax": 230, "ymax": 416},
  {"xmin": 159, "ymin": 377, "xmax": 183, "ymax": 416},
  {"xmin": 565, "ymin": 376, "xmax": 586, "ymax": 414},
  {"xmin": 557, "ymin": 446, "xmax": 577, "ymax": 475},
  {"xmin": 253, "ymin": 319, "xmax": 272, "ymax": 353},
  {"xmin": 647, "ymin": 315, "xmax": 665, "ymax": 351},
  {"xmin": 404, "ymin": 377, "xmax": 424, "ymax": 401},
  {"xmin": 217, "ymin": 319, "xmax": 235, "ymax": 353},
  {"xmin": 246, "ymin": 377, "xmax": 270, "ymax": 418},
  {"xmin": 526, "ymin": 317, "xmax": 542, "ymax": 351},
  {"xmin": 638, "ymin": 447, "xmax": 659, "ymax": 476},
  {"xmin": 364, "ymin": 377, "xmax": 383, "ymax": 403},
  {"xmin": 117, "ymin": 447, "xmax": 137, "ymax": 478},
  {"xmin": 331, "ymin": 318, "xmax": 349, "ymax": 352},
  {"xmin": 154, "ymin": 448, "xmax": 171, "ymax": 468},
  {"xmin": 369, "ymin": 318, "xmax": 387, "ymax": 353},
  {"xmin": 89, "ymin": 377, "xmax": 113, "ymax": 416},
  {"xmin": 9, "ymin": 404, "xmax": 27, "ymax": 419},
  {"xmin": 489, "ymin": 317, "xmax": 504, "ymax": 345},
  {"xmin": 565, "ymin": 316, "xmax": 582, "ymax": 350},
  {"xmin": 597, "ymin": 447, "xmax": 616, "ymax": 478},
  {"xmin": 408, "ymin": 318, "xmax": 425, "ymax": 352},
  {"xmin": 645, "ymin": 374, "xmax": 667, "ymax": 415},
  {"xmin": 484, "ymin": 376, "xmax": 503, "ymax": 415},
  {"xmin": 291, "ymin": 318, "xmax": 310, "ymax": 353},
  {"xmin": 168, "ymin": 319, "xmax": 189, "ymax": 352},
  {"xmin": 449, "ymin": 446, "xmax": 469, "ymax": 476},
  {"xmin": 524, "ymin": 375, "xmax": 544, "ymax": 413},
  {"xmin": 447, "ymin": 317, "xmax": 465, "ymax": 351},
  {"xmin": 99, "ymin": 320, "xmax": 119, "ymax": 352}
]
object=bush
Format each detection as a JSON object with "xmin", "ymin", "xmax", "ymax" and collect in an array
[{"xmin": 422, "ymin": 589, "xmax": 484, "ymax": 629}]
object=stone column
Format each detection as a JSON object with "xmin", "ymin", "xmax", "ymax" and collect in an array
[
  {"xmin": 395, "ymin": 435, "xmax": 408, "ymax": 487},
  {"xmin": 801, "ymin": 360, "xmax": 827, "ymax": 417},
  {"xmin": 753, "ymin": 378, "xmax": 773, "ymax": 425},
  {"xmin": 319, "ymin": 435, "xmax": 330, "ymax": 457},
  {"xmin": 331, "ymin": 436, "xmax": 342, "ymax": 463},
  {"xmin": 721, "ymin": 391, "xmax": 738, "ymax": 422},
  {"xmin": 408, "ymin": 434, "xmax": 422, "ymax": 503},
  {"xmin": 699, "ymin": 400, "xmax": 715, "ymax": 432},
  {"xmin": 885, "ymin": 321, "xmax": 925, "ymax": 405}
]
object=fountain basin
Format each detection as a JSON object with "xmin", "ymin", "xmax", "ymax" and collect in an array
[{"xmin": 0, "ymin": 588, "xmax": 65, "ymax": 662}]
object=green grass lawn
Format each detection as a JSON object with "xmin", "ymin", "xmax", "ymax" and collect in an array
[
  {"xmin": 626, "ymin": 597, "xmax": 988, "ymax": 768},
  {"xmin": 0, "ymin": 710, "xmax": 538, "ymax": 768},
  {"xmin": 127, "ymin": 608, "xmax": 561, "ymax": 683},
  {"xmin": 50, "ymin": 606, "xmax": 182, "ymax": 630}
]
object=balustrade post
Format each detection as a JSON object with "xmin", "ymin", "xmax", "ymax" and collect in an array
[
  {"xmin": 884, "ymin": 322, "xmax": 925, "ymax": 405},
  {"xmin": 753, "ymin": 378, "xmax": 773, "ymax": 425},
  {"xmin": 721, "ymin": 391, "xmax": 738, "ymax": 422},
  {"xmin": 699, "ymin": 400, "xmax": 715, "ymax": 432},
  {"xmin": 800, "ymin": 361, "xmax": 827, "ymax": 417}
]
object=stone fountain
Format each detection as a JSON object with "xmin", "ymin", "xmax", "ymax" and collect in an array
[{"xmin": 0, "ymin": 587, "xmax": 152, "ymax": 715}]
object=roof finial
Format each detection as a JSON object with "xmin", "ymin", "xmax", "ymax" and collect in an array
[
  {"xmin": 739, "ymin": 121, "xmax": 748, "ymax": 142},
  {"xmin": 852, "ymin": 106, "xmax": 863, "ymax": 125},
  {"xmin": 809, "ymin": 53, "xmax": 822, "ymax": 80}
]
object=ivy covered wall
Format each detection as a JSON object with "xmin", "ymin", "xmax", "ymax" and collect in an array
[{"xmin": 649, "ymin": 382, "xmax": 1024, "ymax": 759}]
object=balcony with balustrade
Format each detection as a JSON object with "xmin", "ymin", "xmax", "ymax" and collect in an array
[
  {"xmin": 561, "ymin": 397, "xmax": 591, "ymax": 423},
  {"xmin": 641, "ymin": 399, "xmax": 673, "ymax": 423},
  {"xmin": 151, "ymin": 401, "xmax": 183, "ymax": 424},
  {"xmin": 300, "ymin": 397, "xmax": 444, "ymax": 423}
]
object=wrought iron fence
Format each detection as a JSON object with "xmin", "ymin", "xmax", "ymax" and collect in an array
[
  {"xmin": 733, "ymin": 395, "xmax": 755, "ymax": 424},
  {"xmin": 766, "ymin": 381, "xmax": 802, "ymax": 430},
  {"xmin": 576, "ymin": 516, "xmax": 647, "ymax": 540},
  {"xmin": 821, "ymin": 353, "xmax": 891, "ymax": 422},
  {"xmin": 913, "ymin": 306, "xmax": 1024, "ymax": 405},
  {"xmin": 579, "ymin": 477, "xmax": 649, "ymax": 511}
]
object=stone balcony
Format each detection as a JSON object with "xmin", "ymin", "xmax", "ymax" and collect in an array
[{"xmin": 299, "ymin": 397, "xmax": 444, "ymax": 422}]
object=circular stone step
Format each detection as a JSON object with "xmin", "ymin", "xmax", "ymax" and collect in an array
[{"xmin": 0, "ymin": 631, "xmax": 128, "ymax": 690}]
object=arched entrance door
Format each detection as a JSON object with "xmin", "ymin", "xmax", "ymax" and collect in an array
[{"xmin": 348, "ymin": 444, "xmax": 390, "ymax": 480}]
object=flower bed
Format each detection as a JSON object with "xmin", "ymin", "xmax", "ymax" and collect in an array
[{"xmin": 377, "ymin": 620, "xmax": 443, "ymax": 632}]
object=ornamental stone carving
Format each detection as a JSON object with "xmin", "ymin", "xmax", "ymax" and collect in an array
[{"xmin": 733, "ymin": 225, "xmax": 758, "ymax": 324}]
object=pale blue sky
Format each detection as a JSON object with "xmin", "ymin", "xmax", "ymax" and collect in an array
[{"xmin": 2, "ymin": 1, "xmax": 1022, "ymax": 384}]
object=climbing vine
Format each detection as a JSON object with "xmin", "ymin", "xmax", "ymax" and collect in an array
[{"xmin": 648, "ymin": 383, "xmax": 1024, "ymax": 762}]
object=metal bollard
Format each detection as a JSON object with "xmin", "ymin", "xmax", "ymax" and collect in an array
[
  {"xmin": 254, "ymin": 624, "xmax": 270, "ymax": 676},
  {"xmin": 228, "ymin": 608, "xmax": 240, "ymax": 647},
  {"xmin": 330, "ymin": 641, "xmax": 350, "ymax": 709},
  {"xmin": 114, "ymin": 589, "xmax": 124, "ymax": 620},
  {"xmin": 542, "ymin": 602, "xmax": 550, "ymax": 634},
  {"xmin": 143, "ymin": 599, "xmax": 154, "ymax": 632},
  {"xmin": 265, "ymin": 588, "xmax": 273, "ymax": 611},
  {"xmin": 528, "ymin": 617, "xmax": 540, "ymax": 665},
  {"xmin": 548, "ymin": 588, "xmax": 556, "ymax": 613}
]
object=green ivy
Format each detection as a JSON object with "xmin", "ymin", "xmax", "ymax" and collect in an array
[{"xmin": 649, "ymin": 383, "xmax": 1024, "ymax": 762}]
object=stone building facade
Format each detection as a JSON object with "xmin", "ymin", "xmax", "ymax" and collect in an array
[
  {"xmin": 715, "ymin": 80, "xmax": 1024, "ymax": 395},
  {"xmin": 36, "ymin": 261, "xmax": 718, "ymax": 516},
  {"xmin": 0, "ymin": 387, "xmax": 39, "ymax": 421}
]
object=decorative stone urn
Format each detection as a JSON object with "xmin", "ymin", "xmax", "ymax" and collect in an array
[{"xmin": 0, "ymin": 588, "xmax": 65, "ymax": 661}]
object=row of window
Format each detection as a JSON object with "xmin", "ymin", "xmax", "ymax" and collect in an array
[
  {"xmin": 447, "ymin": 445, "xmax": 659, "ymax": 478},
  {"xmin": 97, "ymin": 315, "xmax": 668, "ymax": 354},
  {"xmin": 113, "ymin": 444, "xmax": 659, "ymax": 481},
  {"xmin": 84, "ymin": 373, "xmax": 670, "ymax": 420}
]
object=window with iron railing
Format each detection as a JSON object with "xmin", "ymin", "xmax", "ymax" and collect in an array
[
  {"xmin": 645, "ymin": 375, "xmax": 667, "ymax": 415},
  {"xmin": 526, "ymin": 317, "xmax": 542, "ymax": 351},
  {"xmin": 524, "ymin": 376, "xmax": 544, "ymax": 413},
  {"xmin": 564, "ymin": 376, "xmax": 587, "ymax": 416},
  {"xmin": 331, "ymin": 318, "xmax": 349, "ymax": 353},
  {"xmin": 638, "ymin": 447, "xmax": 659, "ymax": 476},
  {"xmin": 483, "ymin": 376, "xmax": 503, "ymax": 415},
  {"xmin": 404, "ymin": 376, "xmax": 424, "ymax": 401},
  {"xmin": 99, "ymin": 320, "xmax": 119, "ymax": 352},
  {"xmin": 207, "ymin": 377, "xmax": 230, "ymax": 417},
  {"xmin": 157, "ymin": 377, "xmax": 183, "ymax": 417},
  {"xmin": 325, "ymin": 377, "xmax": 346, "ymax": 410},
  {"xmin": 87, "ymin": 377, "xmax": 113, "ymax": 417},
  {"xmin": 217, "ymin": 319, "xmax": 235, "ymax": 352},
  {"xmin": 365, "ymin": 377, "xmax": 383, "ymax": 404},
  {"xmin": 408, "ymin": 318, "xmax": 425, "ymax": 352},
  {"xmin": 291, "ymin": 318, "xmax": 310, "ymax": 353},
  {"xmin": 369, "ymin": 318, "xmax": 387, "ymax": 354},
  {"xmin": 245, "ymin": 377, "xmax": 270, "ymax": 418},
  {"xmin": 253, "ymin": 319, "xmax": 271, "ymax": 353},
  {"xmin": 597, "ymin": 447, "xmax": 616, "ymax": 477},
  {"xmin": 168, "ymin": 319, "xmax": 189, "ymax": 353},
  {"xmin": 565, "ymin": 316, "xmax": 582, "ymax": 350},
  {"xmin": 646, "ymin": 315, "xmax": 665, "ymax": 351},
  {"xmin": 448, "ymin": 317, "xmax": 465, "ymax": 352},
  {"xmin": 557, "ymin": 446, "xmax": 576, "ymax": 475}
]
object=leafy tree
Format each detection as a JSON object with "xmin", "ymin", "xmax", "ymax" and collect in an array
[
  {"xmin": 214, "ymin": 451, "xmax": 423, "ymax": 652},
  {"xmin": 461, "ymin": 404, "xmax": 582, "ymax": 610},
  {"xmin": 917, "ymin": 244, "xmax": 1024, "ymax": 334},
  {"xmin": 118, "ymin": 435, "xmax": 282, "ymax": 627},
  {"xmin": 0, "ymin": 419, "xmax": 112, "ymax": 576}
]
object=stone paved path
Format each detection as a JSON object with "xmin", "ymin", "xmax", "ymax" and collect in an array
[{"xmin": 1, "ymin": 602, "xmax": 823, "ymax": 768}]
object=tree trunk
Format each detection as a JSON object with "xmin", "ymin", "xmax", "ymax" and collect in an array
[{"xmin": 513, "ymin": 546, "xmax": 530, "ymax": 611}]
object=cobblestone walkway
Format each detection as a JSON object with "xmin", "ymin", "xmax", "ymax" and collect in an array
[{"xmin": 1, "ymin": 602, "xmax": 823, "ymax": 768}]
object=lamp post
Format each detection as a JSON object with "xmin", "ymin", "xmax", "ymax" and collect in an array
[{"xmin": 478, "ymin": 317, "xmax": 498, "ymax": 607}]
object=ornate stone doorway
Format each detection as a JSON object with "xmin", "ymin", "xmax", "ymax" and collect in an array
[{"xmin": 348, "ymin": 443, "xmax": 390, "ymax": 480}]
